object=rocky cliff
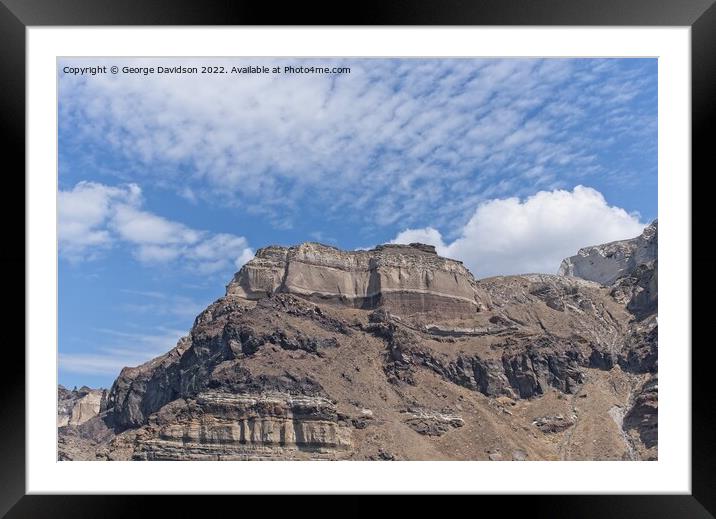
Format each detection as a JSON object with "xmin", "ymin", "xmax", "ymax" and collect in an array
[
  {"xmin": 227, "ymin": 242, "xmax": 480, "ymax": 319},
  {"xmin": 58, "ymin": 385, "xmax": 106, "ymax": 427},
  {"xmin": 58, "ymin": 385, "xmax": 109, "ymax": 460},
  {"xmin": 59, "ymin": 222, "xmax": 657, "ymax": 461},
  {"xmin": 559, "ymin": 220, "xmax": 657, "ymax": 286},
  {"xmin": 559, "ymin": 219, "xmax": 658, "ymax": 458}
]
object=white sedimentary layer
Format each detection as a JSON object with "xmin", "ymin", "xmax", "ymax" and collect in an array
[
  {"xmin": 227, "ymin": 242, "xmax": 480, "ymax": 316},
  {"xmin": 558, "ymin": 221, "xmax": 657, "ymax": 285}
]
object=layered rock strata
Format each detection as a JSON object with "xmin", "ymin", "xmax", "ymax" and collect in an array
[
  {"xmin": 132, "ymin": 392, "xmax": 352, "ymax": 460},
  {"xmin": 227, "ymin": 242, "xmax": 480, "ymax": 319}
]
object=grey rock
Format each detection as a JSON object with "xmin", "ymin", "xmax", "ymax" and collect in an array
[
  {"xmin": 403, "ymin": 409, "xmax": 464, "ymax": 436},
  {"xmin": 58, "ymin": 385, "xmax": 106, "ymax": 427},
  {"xmin": 511, "ymin": 449, "xmax": 528, "ymax": 461},
  {"xmin": 227, "ymin": 242, "xmax": 481, "ymax": 319},
  {"xmin": 533, "ymin": 414, "xmax": 575, "ymax": 433},
  {"xmin": 624, "ymin": 376, "xmax": 658, "ymax": 449},
  {"xmin": 559, "ymin": 220, "xmax": 657, "ymax": 286}
]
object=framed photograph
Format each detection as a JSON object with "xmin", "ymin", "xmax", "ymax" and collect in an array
[{"xmin": 2, "ymin": 0, "xmax": 709, "ymax": 515}]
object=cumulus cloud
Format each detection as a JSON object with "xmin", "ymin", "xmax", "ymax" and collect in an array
[
  {"xmin": 59, "ymin": 181, "xmax": 253, "ymax": 275},
  {"xmin": 391, "ymin": 227, "xmax": 448, "ymax": 252},
  {"xmin": 392, "ymin": 186, "xmax": 647, "ymax": 278},
  {"xmin": 59, "ymin": 58, "xmax": 657, "ymax": 231}
]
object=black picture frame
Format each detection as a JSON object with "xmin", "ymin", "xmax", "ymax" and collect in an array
[{"xmin": 1, "ymin": 0, "xmax": 708, "ymax": 515}]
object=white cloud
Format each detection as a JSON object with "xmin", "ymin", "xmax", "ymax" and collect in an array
[
  {"xmin": 58, "ymin": 181, "xmax": 141, "ymax": 259},
  {"xmin": 59, "ymin": 58, "xmax": 656, "ymax": 231},
  {"xmin": 111, "ymin": 204, "xmax": 201, "ymax": 245},
  {"xmin": 59, "ymin": 181, "xmax": 252, "ymax": 275},
  {"xmin": 391, "ymin": 227, "xmax": 447, "ymax": 252},
  {"xmin": 235, "ymin": 247, "xmax": 255, "ymax": 269},
  {"xmin": 392, "ymin": 186, "xmax": 647, "ymax": 278}
]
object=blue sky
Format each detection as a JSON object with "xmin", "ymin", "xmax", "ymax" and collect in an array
[{"xmin": 58, "ymin": 58, "xmax": 657, "ymax": 389}]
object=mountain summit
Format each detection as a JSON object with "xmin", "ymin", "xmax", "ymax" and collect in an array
[{"xmin": 227, "ymin": 242, "xmax": 480, "ymax": 318}]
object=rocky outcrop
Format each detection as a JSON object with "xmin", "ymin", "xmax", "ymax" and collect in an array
[
  {"xmin": 402, "ymin": 408, "xmax": 464, "ymax": 436},
  {"xmin": 559, "ymin": 220, "xmax": 657, "ymax": 286},
  {"xmin": 105, "ymin": 297, "xmax": 346, "ymax": 432},
  {"xmin": 58, "ymin": 386, "xmax": 111, "ymax": 460},
  {"xmin": 556, "ymin": 221, "xmax": 658, "ymax": 373},
  {"xmin": 623, "ymin": 375, "xmax": 658, "ymax": 457},
  {"xmin": 106, "ymin": 336, "xmax": 192, "ymax": 430},
  {"xmin": 370, "ymin": 307, "xmax": 590, "ymax": 399},
  {"xmin": 558, "ymin": 221, "xmax": 657, "ymax": 459},
  {"xmin": 611, "ymin": 261, "xmax": 658, "ymax": 321},
  {"xmin": 58, "ymin": 413, "xmax": 116, "ymax": 461},
  {"xmin": 58, "ymin": 385, "xmax": 106, "ymax": 427},
  {"xmin": 60, "ymin": 223, "xmax": 658, "ymax": 461},
  {"xmin": 227, "ymin": 242, "xmax": 480, "ymax": 319},
  {"xmin": 131, "ymin": 392, "xmax": 352, "ymax": 460},
  {"xmin": 533, "ymin": 414, "xmax": 575, "ymax": 433}
]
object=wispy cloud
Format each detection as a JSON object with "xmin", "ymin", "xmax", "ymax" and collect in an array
[
  {"xmin": 118, "ymin": 289, "xmax": 206, "ymax": 319},
  {"xmin": 59, "ymin": 181, "xmax": 254, "ymax": 275},
  {"xmin": 59, "ymin": 327, "xmax": 186, "ymax": 376},
  {"xmin": 119, "ymin": 289, "xmax": 166, "ymax": 299},
  {"xmin": 59, "ymin": 58, "xmax": 656, "ymax": 235}
]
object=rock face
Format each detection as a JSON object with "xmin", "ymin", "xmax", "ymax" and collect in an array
[
  {"xmin": 623, "ymin": 375, "xmax": 658, "ymax": 459},
  {"xmin": 227, "ymin": 242, "xmax": 480, "ymax": 319},
  {"xmin": 59, "ymin": 222, "xmax": 657, "ymax": 461},
  {"xmin": 559, "ymin": 220, "xmax": 657, "ymax": 286},
  {"xmin": 58, "ymin": 385, "xmax": 106, "ymax": 427},
  {"xmin": 133, "ymin": 392, "xmax": 352, "ymax": 460},
  {"xmin": 559, "ymin": 219, "xmax": 657, "ymax": 457}
]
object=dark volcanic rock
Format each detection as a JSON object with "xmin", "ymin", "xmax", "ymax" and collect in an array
[
  {"xmin": 618, "ymin": 316, "xmax": 658, "ymax": 373},
  {"xmin": 624, "ymin": 376, "xmax": 658, "ymax": 449},
  {"xmin": 401, "ymin": 336, "xmax": 586, "ymax": 399}
]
